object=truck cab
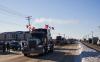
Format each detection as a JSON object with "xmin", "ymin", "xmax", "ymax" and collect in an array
[{"xmin": 22, "ymin": 28, "xmax": 54, "ymax": 56}]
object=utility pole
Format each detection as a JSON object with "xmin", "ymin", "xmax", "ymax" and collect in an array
[{"xmin": 26, "ymin": 16, "xmax": 32, "ymax": 33}]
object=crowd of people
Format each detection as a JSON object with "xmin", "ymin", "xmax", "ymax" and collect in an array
[
  {"xmin": 0, "ymin": 40, "xmax": 27, "ymax": 53},
  {"xmin": 0, "ymin": 41, "xmax": 10, "ymax": 53}
]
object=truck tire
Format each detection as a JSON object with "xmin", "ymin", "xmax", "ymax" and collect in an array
[
  {"xmin": 42, "ymin": 46, "xmax": 48, "ymax": 54},
  {"xmin": 24, "ymin": 54, "xmax": 29, "ymax": 56},
  {"xmin": 49, "ymin": 45, "xmax": 54, "ymax": 52}
]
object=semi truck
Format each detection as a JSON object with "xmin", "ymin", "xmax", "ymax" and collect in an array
[
  {"xmin": 56, "ymin": 36, "xmax": 62, "ymax": 45},
  {"xmin": 56, "ymin": 36, "xmax": 68, "ymax": 45},
  {"xmin": 92, "ymin": 37, "xmax": 99, "ymax": 44},
  {"xmin": 22, "ymin": 28, "xmax": 54, "ymax": 56},
  {"xmin": 88, "ymin": 38, "xmax": 92, "ymax": 43}
]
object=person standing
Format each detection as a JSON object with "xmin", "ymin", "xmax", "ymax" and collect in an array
[
  {"xmin": 6, "ymin": 42, "xmax": 10, "ymax": 53},
  {"xmin": 3, "ymin": 42, "xmax": 6, "ymax": 53}
]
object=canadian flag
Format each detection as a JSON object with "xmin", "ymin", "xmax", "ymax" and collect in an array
[
  {"xmin": 51, "ymin": 27, "xmax": 54, "ymax": 30},
  {"xmin": 45, "ymin": 24, "xmax": 49, "ymax": 29},
  {"xmin": 49, "ymin": 27, "xmax": 54, "ymax": 30},
  {"xmin": 26, "ymin": 25, "xmax": 29, "ymax": 28},
  {"xmin": 26, "ymin": 25, "xmax": 35, "ymax": 31},
  {"xmin": 44, "ymin": 24, "xmax": 54, "ymax": 30},
  {"xmin": 26, "ymin": 25, "xmax": 31, "ymax": 29},
  {"xmin": 32, "ymin": 26, "xmax": 35, "ymax": 31}
]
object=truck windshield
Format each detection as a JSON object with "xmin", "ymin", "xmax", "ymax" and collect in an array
[
  {"xmin": 31, "ymin": 33, "xmax": 45, "ymax": 40},
  {"xmin": 32, "ymin": 29, "xmax": 47, "ymax": 34},
  {"xmin": 29, "ymin": 39, "xmax": 37, "ymax": 46}
]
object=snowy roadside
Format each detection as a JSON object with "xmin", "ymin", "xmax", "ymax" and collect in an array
[
  {"xmin": 80, "ymin": 42, "xmax": 100, "ymax": 62},
  {"xmin": 81, "ymin": 41, "xmax": 100, "ymax": 52}
]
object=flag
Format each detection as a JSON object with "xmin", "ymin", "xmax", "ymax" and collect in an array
[
  {"xmin": 26, "ymin": 25, "xmax": 29, "ymax": 28},
  {"xmin": 45, "ymin": 24, "xmax": 49, "ymax": 29},
  {"xmin": 52, "ymin": 27, "xmax": 54, "ymax": 30},
  {"xmin": 32, "ymin": 26, "xmax": 35, "ymax": 31},
  {"xmin": 26, "ymin": 25, "xmax": 31, "ymax": 28},
  {"xmin": 26, "ymin": 24, "xmax": 35, "ymax": 31},
  {"xmin": 49, "ymin": 27, "xmax": 54, "ymax": 30},
  {"xmin": 44, "ymin": 24, "xmax": 54, "ymax": 30}
]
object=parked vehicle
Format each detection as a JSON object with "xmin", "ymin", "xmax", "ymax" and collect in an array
[
  {"xmin": 64, "ymin": 39, "xmax": 70, "ymax": 44},
  {"xmin": 22, "ymin": 28, "xmax": 54, "ymax": 56},
  {"xmin": 56, "ymin": 36, "xmax": 62, "ymax": 45},
  {"xmin": 92, "ymin": 37, "xmax": 99, "ymax": 44},
  {"xmin": 67, "ymin": 39, "xmax": 78, "ymax": 44},
  {"xmin": 60, "ymin": 37, "xmax": 66, "ymax": 44},
  {"xmin": 97, "ymin": 40, "xmax": 100, "ymax": 46},
  {"xmin": 88, "ymin": 38, "xmax": 92, "ymax": 43},
  {"xmin": 10, "ymin": 41, "xmax": 21, "ymax": 51}
]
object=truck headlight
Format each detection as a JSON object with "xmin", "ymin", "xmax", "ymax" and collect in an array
[{"xmin": 38, "ymin": 45, "xmax": 43, "ymax": 48}]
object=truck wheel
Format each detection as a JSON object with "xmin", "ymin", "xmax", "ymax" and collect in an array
[
  {"xmin": 24, "ymin": 54, "xmax": 29, "ymax": 56},
  {"xmin": 50, "ymin": 46, "xmax": 54, "ymax": 52},
  {"xmin": 43, "ymin": 47, "xmax": 48, "ymax": 54}
]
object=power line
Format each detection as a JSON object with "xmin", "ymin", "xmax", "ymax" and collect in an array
[
  {"xmin": 0, "ymin": 8, "xmax": 27, "ymax": 26},
  {"xmin": 0, "ymin": 4, "xmax": 27, "ymax": 18},
  {"xmin": 0, "ymin": 20, "xmax": 24, "ymax": 27},
  {"xmin": 0, "ymin": 4, "xmax": 29, "ymax": 28},
  {"xmin": 0, "ymin": 4, "xmax": 33, "ymax": 31}
]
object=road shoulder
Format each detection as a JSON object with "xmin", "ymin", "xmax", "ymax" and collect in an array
[{"xmin": 81, "ymin": 41, "xmax": 100, "ymax": 52}]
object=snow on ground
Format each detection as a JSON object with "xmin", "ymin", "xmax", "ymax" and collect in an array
[{"xmin": 81, "ymin": 42, "xmax": 100, "ymax": 62}]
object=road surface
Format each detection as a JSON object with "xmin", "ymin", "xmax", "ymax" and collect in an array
[{"xmin": 0, "ymin": 42, "xmax": 100, "ymax": 62}]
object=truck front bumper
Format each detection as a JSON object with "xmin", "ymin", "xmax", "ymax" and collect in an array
[{"xmin": 22, "ymin": 47, "xmax": 43, "ymax": 55}]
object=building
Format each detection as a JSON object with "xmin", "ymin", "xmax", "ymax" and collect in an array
[{"xmin": 0, "ymin": 31, "xmax": 31, "ymax": 41}]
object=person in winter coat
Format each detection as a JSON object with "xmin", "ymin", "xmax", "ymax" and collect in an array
[{"xmin": 6, "ymin": 42, "xmax": 10, "ymax": 53}]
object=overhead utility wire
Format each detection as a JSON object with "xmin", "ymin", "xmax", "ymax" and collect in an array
[
  {"xmin": 0, "ymin": 4, "xmax": 27, "ymax": 18},
  {"xmin": 0, "ymin": 20, "xmax": 24, "ymax": 27},
  {"xmin": 0, "ymin": 4, "xmax": 28, "ymax": 27}
]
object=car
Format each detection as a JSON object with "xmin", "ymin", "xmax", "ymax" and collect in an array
[
  {"xmin": 10, "ymin": 42, "xmax": 21, "ymax": 51},
  {"xmin": 67, "ymin": 39, "xmax": 79, "ymax": 44}
]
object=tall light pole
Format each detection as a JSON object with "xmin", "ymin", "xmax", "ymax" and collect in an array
[{"xmin": 91, "ymin": 31, "xmax": 94, "ymax": 44}]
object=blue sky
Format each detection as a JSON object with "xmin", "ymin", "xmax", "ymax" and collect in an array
[{"xmin": 0, "ymin": 0, "xmax": 100, "ymax": 39}]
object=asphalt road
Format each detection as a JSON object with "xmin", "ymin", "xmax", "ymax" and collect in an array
[{"xmin": 0, "ymin": 42, "xmax": 100, "ymax": 62}]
